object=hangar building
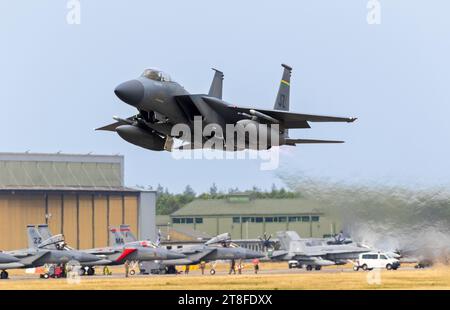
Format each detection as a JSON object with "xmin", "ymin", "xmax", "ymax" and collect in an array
[
  {"xmin": 166, "ymin": 194, "xmax": 341, "ymax": 239},
  {"xmin": 0, "ymin": 152, "xmax": 156, "ymax": 250}
]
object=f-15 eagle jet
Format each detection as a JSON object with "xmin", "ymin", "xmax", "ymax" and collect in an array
[
  {"xmin": 97, "ymin": 64, "xmax": 356, "ymax": 151},
  {"xmin": 37, "ymin": 224, "xmax": 186, "ymax": 276},
  {"xmin": 156, "ymin": 233, "xmax": 265, "ymax": 274},
  {"xmin": 0, "ymin": 225, "xmax": 103, "ymax": 279},
  {"xmin": 269, "ymin": 231, "xmax": 370, "ymax": 271}
]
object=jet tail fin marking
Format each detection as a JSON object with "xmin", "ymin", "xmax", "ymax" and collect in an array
[
  {"xmin": 109, "ymin": 227, "xmax": 125, "ymax": 247},
  {"xmin": 274, "ymin": 64, "xmax": 292, "ymax": 112},
  {"xmin": 208, "ymin": 68, "xmax": 224, "ymax": 99},
  {"xmin": 275, "ymin": 64, "xmax": 293, "ymax": 138},
  {"xmin": 27, "ymin": 225, "xmax": 42, "ymax": 249},
  {"xmin": 37, "ymin": 224, "xmax": 52, "ymax": 241},
  {"xmin": 120, "ymin": 224, "xmax": 137, "ymax": 243}
]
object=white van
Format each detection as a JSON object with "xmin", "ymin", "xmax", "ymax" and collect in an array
[{"xmin": 354, "ymin": 252, "xmax": 400, "ymax": 271}]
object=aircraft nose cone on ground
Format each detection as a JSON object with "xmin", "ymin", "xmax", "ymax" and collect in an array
[
  {"xmin": 245, "ymin": 249, "xmax": 265, "ymax": 259},
  {"xmin": 114, "ymin": 80, "xmax": 144, "ymax": 106}
]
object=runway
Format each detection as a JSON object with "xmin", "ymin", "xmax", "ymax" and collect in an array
[{"xmin": 1, "ymin": 264, "xmax": 418, "ymax": 284}]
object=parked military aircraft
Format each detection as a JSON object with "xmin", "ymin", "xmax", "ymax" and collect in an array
[
  {"xmin": 150, "ymin": 233, "xmax": 265, "ymax": 274},
  {"xmin": 36, "ymin": 224, "xmax": 185, "ymax": 275},
  {"xmin": 269, "ymin": 231, "xmax": 371, "ymax": 270},
  {"xmin": 97, "ymin": 65, "xmax": 356, "ymax": 151},
  {"xmin": 0, "ymin": 225, "xmax": 103, "ymax": 279}
]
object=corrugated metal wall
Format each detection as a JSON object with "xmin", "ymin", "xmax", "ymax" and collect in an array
[{"xmin": 0, "ymin": 192, "xmax": 138, "ymax": 250}]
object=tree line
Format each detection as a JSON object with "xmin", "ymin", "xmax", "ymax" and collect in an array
[{"xmin": 136, "ymin": 183, "xmax": 300, "ymax": 215}]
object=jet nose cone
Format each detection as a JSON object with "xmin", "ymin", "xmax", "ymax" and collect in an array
[{"xmin": 114, "ymin": 80, "xmax": 144, "ymax": 106}]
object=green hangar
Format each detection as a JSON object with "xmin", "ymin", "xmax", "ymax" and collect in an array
[{"xmin": 168, "ymin": 194, "xmax": 341, "ymax": 239}]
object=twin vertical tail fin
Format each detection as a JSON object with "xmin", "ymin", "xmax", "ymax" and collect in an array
[
  {"xmin": 119, "ymin": 224, "xmax": 137, "ymax": 243},
  {"xmin": 27, "ymin": 225, "xmax": 43, "ymax": 249},
  {"xmin": 208, "ymin": 68, "xmax": 224, "ymax": 99},
  {"xmin": 109, "ymin": 227, "xmax": 125, "ymax": 247},
  {"xmin": 37, "ymin": 224, "xmax": 52, "ymax": 241},
  {"xmin": 109, "ymin": 225, "xmax": 137, "ymax": 247}
]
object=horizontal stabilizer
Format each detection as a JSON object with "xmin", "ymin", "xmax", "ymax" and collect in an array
[
  {"xmin": 229, "ymin": 106, "xmax": 356, "ymax": 128},
  {"xmin": 285, "ymin": 138, "xmax": 344, "ymax": 145}
]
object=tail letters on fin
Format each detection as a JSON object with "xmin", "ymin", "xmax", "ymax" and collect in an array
[
  {"xmin": 274, "ymin": 64, "xmax": 292, "ymax": 111},
  {"xmin": 109, "ymin": 227, "xmax": 125, "ymax": 247},
  {"xmin": 27, "ymin": 225, "xmax": 43, "ymax": 249},
  {"xmin": 120, "ymin": 224, "xmax": 137, "ymax": 243}
]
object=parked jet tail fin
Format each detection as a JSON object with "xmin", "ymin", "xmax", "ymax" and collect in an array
[
  {"xmin": 208, "ymin": 68, "xmax": 224, "ymax": 99},
  {"xmin": 285, "ymin": 138, "xmax": 344, "ymax": 145},
  {"xmin": 276, "ymin": 231, "xmax": 302, "ymax": 251},
  {"xmin": 274, "ymin": 64, "xmax": 292, "ymax": 112},
  {"xmin": 109, "ymin": 227, "xmax": 125, "ymax": 247},
  {"xmin": 120, "ymin": 224, "xmax": 137, "ymax": 243},
  {"xmin": 27, "ymin": 225, "xmax": 43, "ymax": 249},
  {"xmin": 37, "ymin": 224, "xmax": 52, "ymax": 240}
]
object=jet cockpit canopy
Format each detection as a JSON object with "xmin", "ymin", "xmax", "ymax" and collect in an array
[{"xmin": 141, "ymin": 68, "xmax": 172, "ymax": 82}]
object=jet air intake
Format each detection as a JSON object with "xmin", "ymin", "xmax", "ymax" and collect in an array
[{"xmin": 116, "ymin": 125, "xmax": 165, "ymax": 151}]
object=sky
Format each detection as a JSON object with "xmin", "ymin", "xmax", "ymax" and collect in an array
[{"xmin": 1, "ymin": 1, "xmax": 450, "ymax": 193}]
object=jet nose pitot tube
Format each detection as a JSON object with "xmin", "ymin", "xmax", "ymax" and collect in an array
[{"xmin": 114, "ymin": 80, "xmax": 145, "ymax": 107}]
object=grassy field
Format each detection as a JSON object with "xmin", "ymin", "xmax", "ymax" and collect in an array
[{"xmin": 1, "ymin": 262, "xmax": 450, "ymax": 290}]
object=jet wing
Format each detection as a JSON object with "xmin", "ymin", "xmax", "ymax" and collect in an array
[
  {"xmin": 184, "ymin": 248, "xmax": 217, "ymax": 263},
  {"xmin": 18, "ymin": 250, "xmax": 52, "ymax": 266},
  {"xmin": 84, "ymin": 247, "xmax": 119, "ymax": 256},
  {"xmin": 159, "ymin": 248, "xmax": 217, "ymax": 266},
  {"xmin": 160, "ymin": 258, "xmax": 196, "ymax": 266},
  {"xmin": 5, "ymin": 250, "xmax": 32, "ymax": 258},
  {"xmin": 0, "ymin": 262, "xmax": 25, "ymax": 269},
  {"xmin": 294, "ymin": 247, "xmax": 367, "ymax": 258},
  {"xmin": 229, "ymin": 106, "xmax": 357, "ymax": 128}
]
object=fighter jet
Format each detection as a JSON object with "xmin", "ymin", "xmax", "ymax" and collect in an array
[
  {"xmin": 36, "ymin": 224, "xmax": 185, "ymax": 275},
  {"xmin": 0, "ymin": 225, "xmax": 103, "ymax": 279},
  {"xmin": 154, "ymin": 233, "xmax": 265, "ymax": 274},
  {"xmin": 269, "ymin": 231, "xmax": 371, "ymax": 271},
  {"xmin": 97, "ymin": 65, "xmax": 356, "ymax": 151}
]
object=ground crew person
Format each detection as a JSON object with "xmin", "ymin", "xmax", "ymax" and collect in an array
[
  {"xmin": 124, "ymin": 260, "xmax": 130, "ymax": 278},
  {"xmin": 253, "ymin": 258, "xmax": 260, "ymax": 274},
  {"xmin": 237, "ymin": 259, "xmax": 243, "ymax": 274},
  {"xmin": 200, "ymin": 261, "xmax": 206, "ymax": 275},
  {"xmin": 229, "ymin": 259, "xmax": 236, "ymax": 275}
]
